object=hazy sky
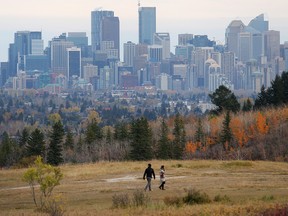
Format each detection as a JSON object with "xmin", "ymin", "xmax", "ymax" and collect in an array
[{"xmin": 1, "ymin": 0, "xmax": 288, "ymax": 61}]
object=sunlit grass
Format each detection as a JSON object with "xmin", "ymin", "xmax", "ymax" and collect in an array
[{"xmin": 1, "ymin": 160, "xmax": 288, "ymax": 215}]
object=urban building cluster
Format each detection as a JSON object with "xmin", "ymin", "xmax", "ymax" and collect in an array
[{"xmin": 0, "ymin": 7, "xmax": 287, "ymax": 95}]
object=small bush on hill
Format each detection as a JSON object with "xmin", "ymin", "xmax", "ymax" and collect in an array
[
  {"xmin": 112, "ymin": 193, "xmax": 130, "ymax": 208},
  {"xmin": 213, "ymin": 194, "xmax": 231, "ymax": 203},
  {"xmin": 261, "ymin": 195, "xmax": 275, "ymax": 201},
  {"xmin": 132, "ymin": 189, "xmax": 150, "ymax": 207},
  {"xmin": 163, "ymin": 196, "xmax": 183, "ymax": 207},
  {"xmin": 183, "ymin": 188, "xmax": 211, "ymax": 205}
]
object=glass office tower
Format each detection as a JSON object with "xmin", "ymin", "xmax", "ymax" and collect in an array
[{"xmin": 138, "ymin": 7, "xmax": 156, "ymax": 45}]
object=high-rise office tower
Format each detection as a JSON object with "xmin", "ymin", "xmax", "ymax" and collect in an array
[
  {"xmin": 148, "ymin": 45, "xmax": 162, "ymax": 62},
  {"xmin": 192, "ymin": 35, "xmax": 215, "ymax": 47},
  {"xmin": 67, "ymin": 32, "xmax": 89, "ymax": 57},
  {"xmin": 248, "ymin": 14, "xmax": 269, "ymax": 33},
  {"xmin": 284, "ymin": 42, "xmax": 288, "ymax": 71},
  {"xmin": 221, "ymin": 52, "xmax": 235, "ymax": 83},
  {"xmin": 264, "ymin": 30, "xmax": 280, "ymax": 63},
  {"xmin": 83, "ymin": 64, "xmax": 98, "ymax": 83},
  {"xmin": 0, "ymin": 62, "xmax": 8, "ymax": 87},
  {"xmin": 225, "ymin": 20, "xmax": 245, "ymax": 58},
  {"xmin": 178, "ymin": 34, "xmax": 193, "ymax": 45},
  {"xmin": 238, "ymin": 32, "xmax": 252, "ymax": 63},
  {"xmin": 91, "ymin": 10, "xmax": 114, "ymax": 53},
  {"xmin": 101, "ymin": 16, "xmax": 120, "ymax": 59},
  {"xmin": 153, "ymin": 33, "xmax": 170, "ymax": 60},
  {"xmin": 50, "ymin": 34, "xmax": 74, "ymax": 76},
  {"xmin": 8, "ymin": 31, "xmax": 42, "ymax": 77},
  {"xmin": 139, "ymin": 7, "xmax": 156, "ymax": 45},
  {"xmin": 124, "ymin": 41, "xmax": 136, "ymax": 67},
  {"xmin": 67, "ymin": 47, "xmax": 81, "ymax": 80}
]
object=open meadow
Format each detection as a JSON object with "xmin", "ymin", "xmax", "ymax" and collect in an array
[{"xmin": 1, "ymin": 160, "xmax": 288, "ymax": 215}]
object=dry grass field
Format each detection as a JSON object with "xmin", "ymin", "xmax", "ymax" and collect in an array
[{"xmin": 1, "ymin": 160, "xmax": 288, "ymax": 215}]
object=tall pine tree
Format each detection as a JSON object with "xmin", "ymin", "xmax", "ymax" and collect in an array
[
  {"xmin": 129, "ymin": 117, "xmax": 153, "ymax": 160},
  {"xmin": 220, "ymin": 111, "xmax": 233, "ymax": 151},
  {"xmin": 47, "ymin": 121, "xmax": 65, "ymax": 166},
  {"xmin": 195, "ymin": 118, "xmax": 205, "ymax": 149},
  {"xmin": 156, "ymin": 118, "xmax": 171, "ymax": 159},
  {"xmin": 25, "ymin": 128, "xmax": 45, "ymax": 157},
  {"xmin": 64, "ymin": 129, "xmax": 74, "ymax": 150},
  {"xmin": 173, "ymin": 113, "xmax": 186, "ymax": 159}
]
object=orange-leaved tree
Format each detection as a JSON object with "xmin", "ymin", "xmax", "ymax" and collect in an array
[
  {"xmin": 231, "ymin": 117, "xmax": 249, "ymax": 148},
  {"xmin": 255, "ymin": 112, "xmax": 269, "ymax": 135}
]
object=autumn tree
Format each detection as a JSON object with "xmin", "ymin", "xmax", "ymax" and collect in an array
[
  {"xmin": 255, "ymin": 112, "xmax": 269, "ymax": 135},
  {"xmin": 22, "ymin": 156, "xmax": 63, "ymax": 212}
]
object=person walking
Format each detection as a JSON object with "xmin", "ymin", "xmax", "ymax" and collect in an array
[
  {"xmin": 159, "ymin": 165, "xmax": 166, "ymax": 190},
  {"xmin": 143, "ymin": 163, "xmax": 155, "ymax": 191}
]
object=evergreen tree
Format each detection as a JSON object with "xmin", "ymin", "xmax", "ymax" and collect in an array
[
  {"xmin": 47, "ymin": 121, "xmax": 65, "ymax": 166},
  {"xmin": 254, "ymin": 85, "xmax": 270, "ymax": 109},
  {"xmin": 25, "ymin": 128, "xmax": 45, "ymax": 157},
  {"xmin": 173, "ymin": 113, "xmax": 186, "ymax": 159},
  {"xmin": 0, "ymin": 132, "xmax": 19, "ymax": 167},
  {"xmin": 195, "ymin": 118, "xmax": 205, "ymax": 144},
  {"xmin": 85, "ymin": 120, "xmax": 103, "ymax": 145},
  {"xmin": 129, "ymin": 117, "xmax": 153, "ymax": 160},
  {"xmin": 270, "ymin": 75, "xmax": 284, "ymax": 106},
  {"xmin": 209, "ymin": 85, "xmax": 240, "ymax": 114},
  {"xmin": 114, "ymin": 123, "xmax": 129, "ymax": 141},
  {"xmin": 64, "ymin": 129, "xmax": 74, "ymax": 149},
  {"xmin": 281, "ymin": 71, "xmax": 288, "ymax": 103},
  {"xmin": 105, "ymin": 127, "xmax": 112, "ymax": 145},
  {"xmin": 19, "ymin": 128, "xmax": 30, "ymax": 147},
  {"xmin": 242, "ymin": 98, "xmax": 253, "ymax": 112},
  {"xmin": 76, "ymin": 134, "xmax": 83, "ymax": 152},
  {"xmin": 220, "ymin": 111, "xmax": 233, "ymax": 151},
  {"xmin": 156, "ymin": 118, "xmax": 171, "ymax": 159}
]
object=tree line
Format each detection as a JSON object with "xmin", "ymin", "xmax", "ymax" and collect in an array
[{"xmin": 1, "ymin": 72, "xmax": 288, "ymax": 167}]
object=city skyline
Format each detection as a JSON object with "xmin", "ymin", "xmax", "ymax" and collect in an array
[{"xmin": 1, "ymin": 0, "xmax": 288, "ymax": 61}]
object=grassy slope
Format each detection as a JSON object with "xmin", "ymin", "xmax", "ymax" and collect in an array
[{"xmin": 1, "ymin": 160, "xmax": 288, "ymax": 215}]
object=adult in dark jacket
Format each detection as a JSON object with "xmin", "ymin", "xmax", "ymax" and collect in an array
[{"xmin": 143, "ymin": 163, "xmax": 155, "ymax": 191}]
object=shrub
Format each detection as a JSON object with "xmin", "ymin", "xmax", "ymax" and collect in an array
[
  {"xmin": 44, "ymin": 195, "xmax": 65, "ymax": 216},
  {"xmin": 22, "ymin": 156, "xmax": 63, "ymax": 212},
  {"xmin": 13, "ymin": 156, "xmax": 38, "ymax": 168},
  {"xmin": 183, "ymin": 188, "xmax": 211, "ymax": 205},
  {"xmin": 132, "ymin": 190, "xmax": 150, "ymax": 207},
  {"xmin": 163, "ymin": 196, "xmax": 183, "ymax": 207},
  {"xmin": 213, "ymin": 194, "xmax": 231, "ymax": 203},
  {"xmin": 112, "ymin": 193, "xmax": 130, "ymax": 209},
  {"xmin": 172, "ymin": 163, "xmax": 183, "ymax": 168},
  {"xmin": 261, "ymin": 195, "xmax": 274, "ymax": 201}
]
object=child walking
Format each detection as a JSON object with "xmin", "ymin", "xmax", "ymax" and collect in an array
[{"xmin": 159, "ymin": 165, "xmax": 165, "ymax": 190}]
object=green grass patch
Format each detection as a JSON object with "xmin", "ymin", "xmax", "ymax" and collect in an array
[{"xmin": 222, "ymin": 161, "xmax": 253, "ymax": 168}]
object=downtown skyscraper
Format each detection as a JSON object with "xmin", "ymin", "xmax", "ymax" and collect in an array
[
  {"xmin": 91, "ymin": 9, "xmax": 114, "ymax": 53},
  {"xmin": 138, "ymin": 7, "xmax": 156, "ymax": 45}
]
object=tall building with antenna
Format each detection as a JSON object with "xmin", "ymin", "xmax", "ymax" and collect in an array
[
  {"xmin": 138, "ymin": 6, "xmax": 156, "ymax": 45},
  {"xmin": 91, "ymin": 9, "xmax": 114, "ymax": 53}
]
